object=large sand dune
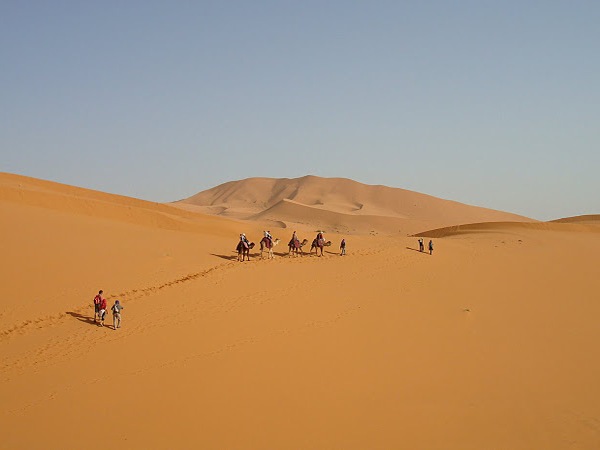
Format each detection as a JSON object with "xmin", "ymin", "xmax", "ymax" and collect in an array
[
  {"xmin": 2, "ymin": 173, "xmax": 600, "ymax": 449},
  {"xmin": 177, "ymin": 176, "xmax": 534, "ymax": 234}
]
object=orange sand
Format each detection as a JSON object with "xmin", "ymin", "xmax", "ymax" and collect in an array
[{"xmin": 1, "ymin": 173, "xmax": 599, "ymax": 449}]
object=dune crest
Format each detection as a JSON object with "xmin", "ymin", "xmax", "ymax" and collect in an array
[
  {"xmin": 0, "ymin": 172, "xmax": 229, "ymax": 233},
  {"xmin": 176, "ymin": 175, "xmax": 534, "ymax": 234},
  {"xmin": 415, "ymin": 220, "xmax": 600, "ymax": 238},
  {"xmin": 550, "ymin": 214, "xmax": 600, "ymax": 225}
]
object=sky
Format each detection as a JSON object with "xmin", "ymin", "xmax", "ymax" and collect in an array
[{"xmin": 1, "ymin": 1, "xmax": 599, "ymax": 220}]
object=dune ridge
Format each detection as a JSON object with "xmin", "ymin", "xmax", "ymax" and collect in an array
[
  {"xmin": 415, "ymin": 220, "xmax": 600, "ymax": 238},
  {"xmin": 177, "ymin": 175, "xmax": 534, "ymax": 234},
  {"xmin": 550, "ymin": 214, "xmax": 600, "ymax": 225},
  {"xmin": 0, "ymin": 172, "xmax": 228, "ymax": 233}
]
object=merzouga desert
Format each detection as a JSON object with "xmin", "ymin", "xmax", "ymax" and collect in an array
[
  {"xmin": 1, "ymin": 172, "xmax": 599, "ymax": 449},
  {"xmin": 3, "ymin": 2, "xmax": 600, "ymax": 449}
]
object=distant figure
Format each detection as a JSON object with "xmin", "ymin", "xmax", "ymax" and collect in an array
[
  {"xmin": 418, "ymin": 238, "xmax": 424, "ymax": 252},
  {"xmin": 93, "ymin": 290, "xmax": 104, "ymax": 323},
  {"xmin": 240, "ymin": 233, "xmax": 249, "ymax": 247},
  {"xmin": 340, "ymin": 238, "xmax": 346, "ymax": 256},
  {"xmin": 99, "ymin": 295, "xmax": 108, "ymax": 327},
  {"xmin": 428, "ymin": 240, "xmax": 434, "ymax": 255},
  {"xmin": 111, "ymin": 300, "xmax": 124, "ymax": 330}
]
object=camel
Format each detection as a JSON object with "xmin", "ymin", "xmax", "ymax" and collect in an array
[
  {"xmin": 236, "ymin": 241, "xmax": 255, "ymax": 262},
  {"xmin": 288, "ymin": 238, "xmax": 308, "ymax": 257},
  {"xmin": 310, "ymin": 238, "xmax": 332, "ymax": 257},
  {"xmin": 260, "ymin": 237, "xmax": 280, "ymax": 259}
]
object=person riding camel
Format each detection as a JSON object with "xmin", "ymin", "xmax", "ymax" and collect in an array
[
  {"xmin": 264, "ymin": 230, "xmax": 273, "ymax": 247},
  {"xmin": 240, "ymin": 233, "xmax": 249, "ymax": 248},
  {"xmin": 316, "ymin": 231, "xmax": 325, "ymax": 247},
  {"xmin": 288, "ymin": 231, "xmax": 300, "ymax": 253}
]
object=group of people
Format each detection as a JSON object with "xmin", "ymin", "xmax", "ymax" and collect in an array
[
  {"xmin": 241, "ymin": 232, "xmax": 431, "ymax": 258},
  {"xmin": 243, "ymin": 230, "xmax": 349, "ymax": 256},
  {"xmin": 418, "ymin": 238, "xmax": 434, "ymax": 255},
  {"xmin": 93, "ymin": 290, "xmax": 124, "ymax": 329}
]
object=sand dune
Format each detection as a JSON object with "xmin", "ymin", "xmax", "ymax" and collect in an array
[
  {"xmin": 177, "ymin": 175, "xmax": 534, "ymax": 234},
  {"xmin": 2, "ymin": 173, "xmax": 600, "ymax": 449},
  {"xmin": 249, "ymin": 198, "xmax": 433, "ymax": 235},
  {"xmin": 0, "ymin": 172, "xmax": 232, "ymax": 233},
  {"xmin": 415, "ymin": 220, "xmax": 600, "ymax": 238},
  {"xmin": 550, "ymin": 214, "xmax": 600, "ymax": 225},
  {"xmin": 0, "ymin": 173, "xmax": 263, "ymax": 336}
]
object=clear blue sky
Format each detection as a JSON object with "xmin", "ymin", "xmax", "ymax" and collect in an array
[{"xmin": 2, "ymin": 1, "xmax": 598, "ymax": 220}]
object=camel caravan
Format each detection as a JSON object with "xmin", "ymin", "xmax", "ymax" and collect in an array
[{"xmin": 236, "ymin": 230, "xmax": 332, "ymax": 261}]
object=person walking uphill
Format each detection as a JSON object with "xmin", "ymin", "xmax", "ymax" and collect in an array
[
  {"xmin": 429, "ymin": 239, "xmax": 434, "ymax": 255},
  {"xmin": 93, "ymin": 290, "xmax": 104, "ymax": 323},
  {"xmin": 111, "ymin": 300, "xmax": 124, "ymax": 330},
  {"xmin": 340, "ymin": 238, "xmax": 346, "ymax": 256}
]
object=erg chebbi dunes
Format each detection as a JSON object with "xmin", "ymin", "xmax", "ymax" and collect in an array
[
  {"xmin": 1, "ymin": 172, "xmax": 600, "ymax": 449},
  {"xmin": 175, "ymin": 175, "xmax": 534, "ymax": 235}
]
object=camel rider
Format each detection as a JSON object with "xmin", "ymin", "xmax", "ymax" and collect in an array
[
  {"xmin": 240, "ymin": 233, "xmax": 249, "ymax": 248},
  {"xmin": 289, "ymin": 230, "xmax": 299, "ymax": 249},
  {"xmin": 264, "ymin": 230, "xmax": 273, "ymax": 246}
]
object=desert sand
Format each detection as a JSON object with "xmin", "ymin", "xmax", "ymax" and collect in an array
[{"xmin": 1, "ymin": 172, "xmax": 600, "ymax": 449}]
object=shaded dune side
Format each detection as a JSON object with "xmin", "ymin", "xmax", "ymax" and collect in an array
[
  {"xmin": 550, "ymin": 214, "xmax": 600, "ymax": 225},
  {"xmin": 415, "ymin": 221, "xmax": 600, "ymax": 238},
  {"xmin": 0, "ymin": 173, "xmax": 230, "ymax": 234},
  {"xmin": 251, "ymin": 199, "xmax": 433, "ymax": 235}
]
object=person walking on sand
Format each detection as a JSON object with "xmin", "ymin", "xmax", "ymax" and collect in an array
[
  {"xmin": 428, "ymin": 239, "xmax": 434, "ymax": 255},
  {"xmin": 111, "ymin": 300, "xmax": 124, "ymax": 330},
  {"xmin": 340, "ymin": 238, "xmax": 346, "ymax": 256},
  {"xmin": 93, "ymin": 290, "xmax": 104, "ymax": 323},
  {"xmin": 99, "ymin": 295, "xmax": 108, "ymax": 327},
  {"xmin": 418, "ymin": 238, "xmax": 424, "ymax": 252}
]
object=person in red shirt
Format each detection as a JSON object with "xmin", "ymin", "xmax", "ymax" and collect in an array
[
  {"xmin": 93, "ymin": 290, "xmax": 104, "ymax": 323},
  {"xmin": 99, "ymin": 296, "xmax": 108, "ymax": 327}
]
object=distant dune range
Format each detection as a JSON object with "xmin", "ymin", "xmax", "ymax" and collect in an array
[
  {"xmin": 175, "ymin": 176, "xmax": 534, "ymax": 235},
  {"xmin": 2, "ymin": 172, "xmax": 600, "ymax": 449}
]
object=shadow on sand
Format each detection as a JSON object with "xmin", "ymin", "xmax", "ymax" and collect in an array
[
  {"xmin": 210, "ymin": 253, "xmax": 238, "ymax": 261},
  {"xmin": 66, "ymin": 311, "xmax": 97, "ymax": 325},
  {"xmin": 406, "ymin": 247, "xmax": 430, "ymax": 255}
]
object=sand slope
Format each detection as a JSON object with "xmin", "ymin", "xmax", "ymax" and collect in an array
[
  {"xmin": 0, "ymin": 173, "xmax": 264, "ymax": 336},
  {"xmin": 2, "ymin": 173, "xmax": 600, "ymax": 449},
  {"xmin": 550, "ymin": 214, "xmax": 600, "ymax": 225},
  {"xmin": 177, "ymin": 176, "xmax": 534, "ymax": 234},
  {"xmin": 415, "ymin": 220, "xmax": 600, "ymax": 238}
]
